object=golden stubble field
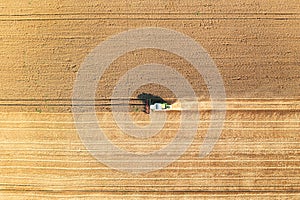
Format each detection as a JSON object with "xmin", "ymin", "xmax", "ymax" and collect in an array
[{"xmin": 0, "ymin": 0, "xmax": 299, "ymax": 199}]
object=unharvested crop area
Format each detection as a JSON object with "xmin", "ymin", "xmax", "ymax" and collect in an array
[{"xmin": 0, "ymin": 0, "xmax": 299, "ymax": 199}]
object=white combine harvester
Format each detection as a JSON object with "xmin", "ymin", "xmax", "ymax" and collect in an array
[
  {"xmin": 150, "ymin": 102, "xmax": 172, "ymax": 111},
  {"xmin": 145, "ymin": 99, "xmax": 173, "ymax": 114}
]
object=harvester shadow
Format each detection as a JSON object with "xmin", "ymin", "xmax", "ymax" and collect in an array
[{"xmin": 137, "ymin": 93, "xmax": 166, "ymax": 104}]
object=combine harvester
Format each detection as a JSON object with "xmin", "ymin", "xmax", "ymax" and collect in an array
[{"xmin": 145, "ymin": 99, "xmax": 180, "ymax": 114}]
